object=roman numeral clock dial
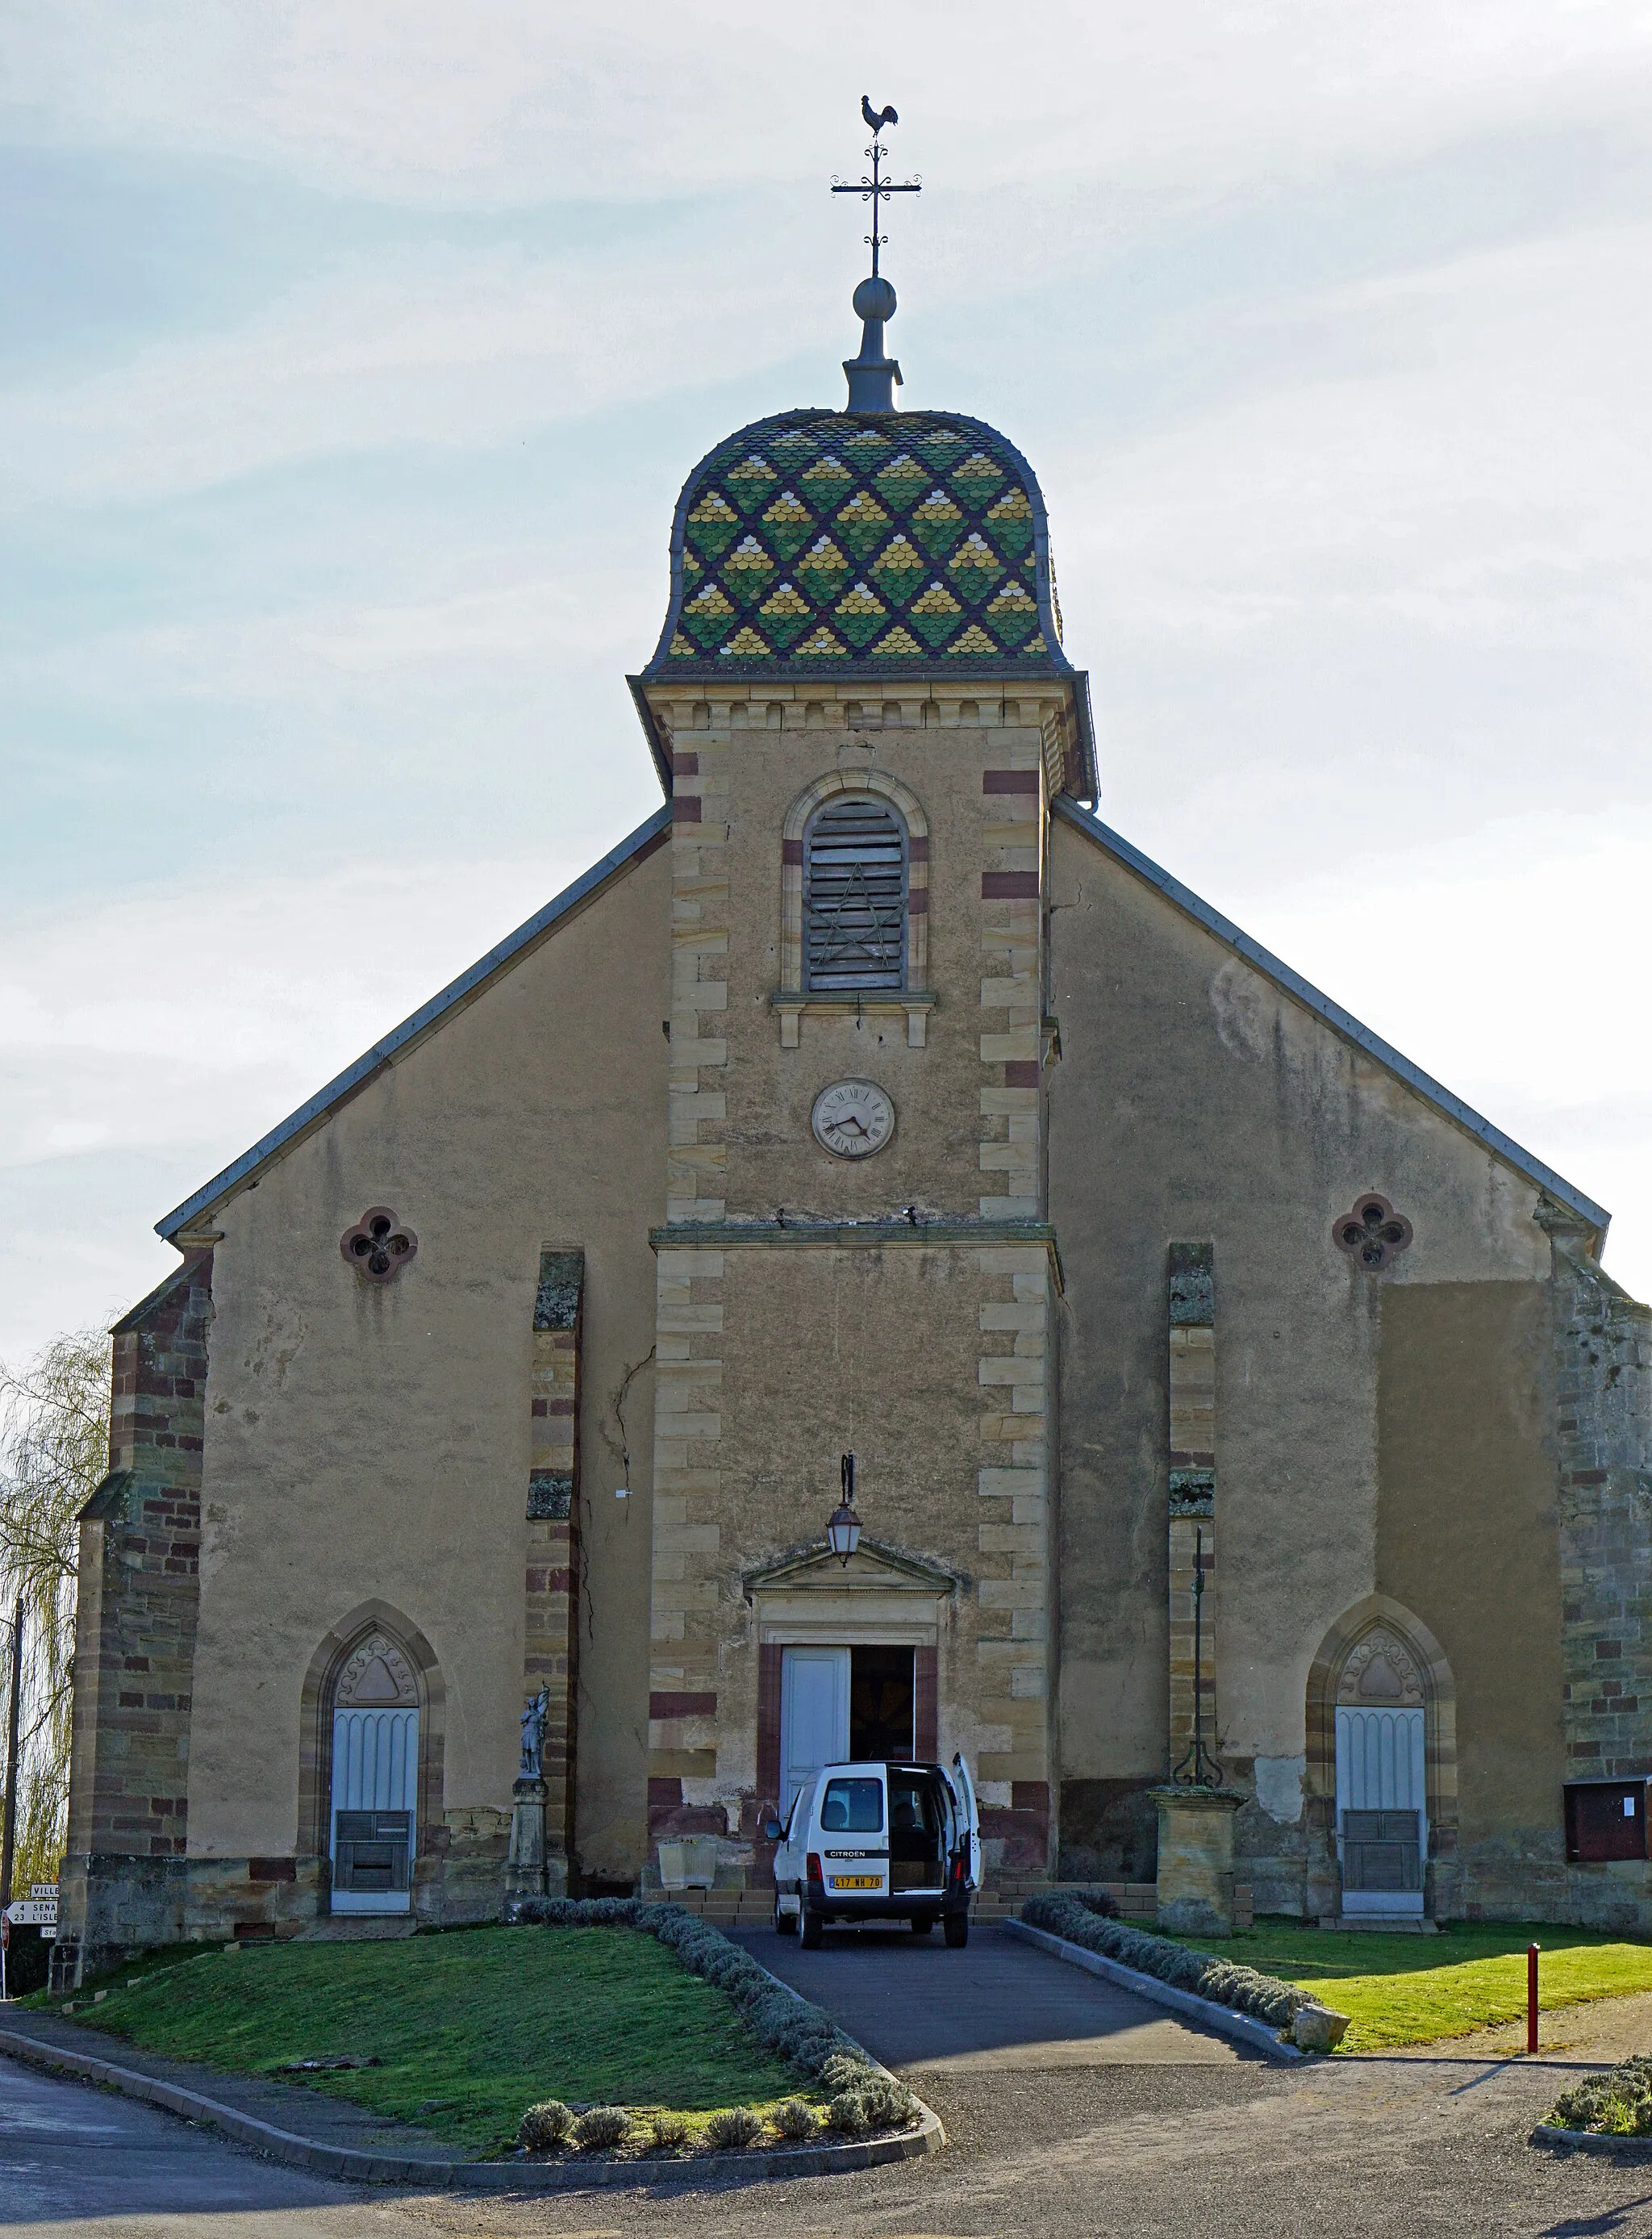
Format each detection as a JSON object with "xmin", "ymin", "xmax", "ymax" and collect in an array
[{"xmin": 811, "ymin": 1079, "xmax": 896, "ymax": 1159}]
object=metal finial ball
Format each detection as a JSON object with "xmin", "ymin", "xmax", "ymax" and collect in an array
[{"xmin": 853, "ymin": 274, "xmax": 897, "ymax": 322}]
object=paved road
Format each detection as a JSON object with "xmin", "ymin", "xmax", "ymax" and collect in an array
[
  {"xmin": 728, "ymin": 1919, "xmax": 1246, "ymax": 2067},
  {"xmin": 9, "ymin": 1948, "xmax": 1652, "ymax": 2236},
  {"xmin": 0, "ymin": 2052, "xmax": 355, "ymax": 2229}
]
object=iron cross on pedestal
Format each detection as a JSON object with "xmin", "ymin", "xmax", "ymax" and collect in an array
[{"xmin": 832, "ymin": 98, "xmax": 920, "ymax": 278}]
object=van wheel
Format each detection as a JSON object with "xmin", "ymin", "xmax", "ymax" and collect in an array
[
  {"xmin": 944, "ymin": 1912, "xmax": 969, "ymax": 1949},
  {"xmin": 910, "ymin": 1913, "xmax": 934, "ymax": 1935},
  {"xmin": 800, "ymin": 1909, "xmax": 824, "ymax": 1949},
  {"xmin": 774, "ymin": 1894, "xmax": 798, "ymax": 1937}
]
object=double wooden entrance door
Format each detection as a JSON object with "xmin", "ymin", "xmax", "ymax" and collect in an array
[{"xmin": 778, "ymin": 1645, "xmax": 916, "ymax": 1821}]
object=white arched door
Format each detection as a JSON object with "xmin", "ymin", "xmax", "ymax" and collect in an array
[
  {"xmin": 328, "ymin": 1633, "xmax": 419, "ymax": 1914},
  {"xmin": 1335, "ymin": 1705, "xmax": 1426, "ymax": 1915}
]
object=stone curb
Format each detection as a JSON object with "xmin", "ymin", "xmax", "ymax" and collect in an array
[
  {"xmin": 0, "ymin": 2027, "xmax": 944, "ymax": 2191},
  {"xmin": 1531, "ymin": 2122, "xmax": 1652, "ymax": 2159},
  {"xmin": 1002, "ymin": 1919, "xmax": 1305, "ymax": 2063}
]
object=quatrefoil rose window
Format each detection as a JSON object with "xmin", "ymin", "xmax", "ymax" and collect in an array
[
  {"xmin": 1334, "ymin": 1193, "xmax": 1413, "ymax": 1272},
  {"xmin": 340, "ymin": 1206, "xmax": 418, "ymax": 1283}
]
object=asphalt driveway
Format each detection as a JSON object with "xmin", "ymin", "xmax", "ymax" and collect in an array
[{"xmin": 727, "ymin": 1919, "xmax": 1249, "ymax": 2068}]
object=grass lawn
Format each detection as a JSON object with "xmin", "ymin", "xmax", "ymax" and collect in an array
[
  {"xmin": 32, "ymin": 1926, "xmax": 812, "ymax": 2153},
  {"xmin": 1168, "ymin": 1919, "xmax": 1652, "ymax": 2050}
]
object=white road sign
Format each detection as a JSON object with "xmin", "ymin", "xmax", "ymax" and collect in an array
[
  {"xmin": 30, "ymin": 1883, "xmax": 57, "ymax": 1901},
  {"xmin": 4, "ymin": 1899, "xmax": 56, "ymax": 1926}
]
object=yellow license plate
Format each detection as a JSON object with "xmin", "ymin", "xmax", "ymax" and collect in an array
[{"xmin": 830, "ymin": 1874, "xmax": 880, "ymax": 1890}]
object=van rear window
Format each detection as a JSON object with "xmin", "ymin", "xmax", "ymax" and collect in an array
[
  {"xmin": 889, "ymin": 1776, "xmax": 941, "ymax": 1842},
  {"xmin": 820, "ymin": 1777, "xmax": 882, "ymax": 1833}
]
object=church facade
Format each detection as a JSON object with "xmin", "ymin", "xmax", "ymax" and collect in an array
[{"xmin": 54, "ymin": 279, "xmax": 1652, "ymax": 1985}]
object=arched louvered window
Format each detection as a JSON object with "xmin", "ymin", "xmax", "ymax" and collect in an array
[{"xmin": 803, "ymin": 796, "xmax": 909, "ymax": 993}]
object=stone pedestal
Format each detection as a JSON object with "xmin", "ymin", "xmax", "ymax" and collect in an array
[
  {"xmin": 1150, "ymin": 1786, "xmax": 1245, "ymax": 1936},
  {"xmin": 506, "ymin": 1777, "xmax": 550, "ymax": 1903}
]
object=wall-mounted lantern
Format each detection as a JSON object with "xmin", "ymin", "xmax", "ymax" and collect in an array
[{"xmin": 826, "ymin": 1452, "xmax": 862, "ymax": 1566}]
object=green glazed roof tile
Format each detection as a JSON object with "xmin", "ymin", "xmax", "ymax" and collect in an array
[{"xmin": 643, "ymin": 408, "xmax": 1073, "ymax": 681}]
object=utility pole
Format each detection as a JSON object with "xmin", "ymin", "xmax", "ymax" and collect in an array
[{"xmin": 0, "ymin": 1594, "xmax": 23, "ymax": 1910}]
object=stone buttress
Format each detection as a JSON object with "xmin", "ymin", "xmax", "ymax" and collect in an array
[{"xmin": 55, "ymin": 1255, "xmax": 212, "ymax": 1988}]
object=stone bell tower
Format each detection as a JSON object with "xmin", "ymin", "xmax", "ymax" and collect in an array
[{"xmin": 628, "ymin": 107, "xmax": 1098, "ymax": 1888}]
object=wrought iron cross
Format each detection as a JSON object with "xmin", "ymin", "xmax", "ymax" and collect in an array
[
  {"xmin": 832, "ymin": 102, "xmax": 920, "ymax": 279},
  {"xmin": 1173, "ymin": 1523, "xmax": 1224, "ymax": 1790}
]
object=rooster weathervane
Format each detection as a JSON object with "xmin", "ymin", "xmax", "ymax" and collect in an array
[{"xmin": 832, "ymin": 96, "xmax": 921, "ymax": 280}]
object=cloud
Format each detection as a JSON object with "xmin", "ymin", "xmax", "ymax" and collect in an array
[
  {"xmin": 10, "ymin": 0, "xmax": 1652, "ymax": 203},
  {"xmin": 5, "ymin": 1, "xmax": 1652, "ymax": 1362},
  {"xmin": 0, "ymin": 849, "xmax": 586, "ymax": 1168},
  {"xmin": 1061, "ymin": 221, "xmax": 1652, "ymax": 629},
  {"xmin": 0, "ymin": 224, "xmax": 835, "ymax": 505}
]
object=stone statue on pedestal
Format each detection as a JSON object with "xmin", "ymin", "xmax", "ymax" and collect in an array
[
  {"xmin": 506, "ymin": 1686, "xmax": 565, "ymax": 1909},
  {"xmin": 519, "ymin": 1686, "xmax": 549, "ymax": 1778}
]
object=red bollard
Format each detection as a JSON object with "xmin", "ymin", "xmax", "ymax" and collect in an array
[{"xmin": 1528, "ymin": 1942, "xmax": 1540, "ymax": 2053}]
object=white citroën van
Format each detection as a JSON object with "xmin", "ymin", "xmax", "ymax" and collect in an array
[{"xmin": 766, "ymin": 1756, "xmax": 982, "ymax": 1948}]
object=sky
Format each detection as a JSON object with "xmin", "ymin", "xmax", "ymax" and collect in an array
[{"xmin": 3, "ymin": 1, "xmax": 1652, "ymax": 1363}]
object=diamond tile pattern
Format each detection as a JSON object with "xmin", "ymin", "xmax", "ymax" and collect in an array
[{"xmin": 645, "ymin": 410, "xmax": 1068, "ymax": 676}]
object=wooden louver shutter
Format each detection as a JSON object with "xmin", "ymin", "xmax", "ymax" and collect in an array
[{"xmin": 804, "ymin": 799, "xmax": 907, "ymax": 992}]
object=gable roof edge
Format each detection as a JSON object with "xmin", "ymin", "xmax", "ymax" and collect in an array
[
  {"xmin": 111, "ymin": 1248, "xmax": 211, "ymax": 1335},
  {"xmin": 156, "ymin": 804, "xmax": 673, "ymax": 1243},
  {"xmin": 1052, "ymin": 797, "xmax": 1609, "ymax": 1239}
]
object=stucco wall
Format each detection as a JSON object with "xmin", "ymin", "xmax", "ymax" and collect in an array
[
  {"xmin": 1046, "ymin": 811, "xmax": 1555, "ymax": 1890},
  {"xmin": 183, "ymin": 837, "xmax": 670, "ymax": 1882},
  {"xmin": 712, "ymin": 1241, "xmax": 1049, "ymax": 1786},
  {"xmin": 1376, "ymin": 1280, "xmax": 1563, "ymax": 1892}
]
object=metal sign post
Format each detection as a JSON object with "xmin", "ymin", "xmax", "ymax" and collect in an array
[{"xmin": 0, "ymin": 1595, "xmax": 22, "ymax": 1919}]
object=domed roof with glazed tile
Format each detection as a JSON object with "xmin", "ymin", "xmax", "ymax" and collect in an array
[{"xmin": 643, "ymin": 408, "xmax": 1070, "ymax": 679}]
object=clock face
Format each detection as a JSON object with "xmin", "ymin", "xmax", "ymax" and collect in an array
[{"xmin": 811, "ymin": 1078, "xmax": 896, "ymax": 1159}]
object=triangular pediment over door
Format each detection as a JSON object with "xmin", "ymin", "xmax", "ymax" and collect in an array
[{"xmin": 744, "ymin": 1539, "xmax": 961, "ymax": 1648}]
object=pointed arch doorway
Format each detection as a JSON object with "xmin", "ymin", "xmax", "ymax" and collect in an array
[
  {"xmin": 1308, "ymin": 1597, "xmax": 1457, "ymax": 1921},
  {"xmin": 328, "ymin": 1632, "xmax": 419, "ymax": 1911}
]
